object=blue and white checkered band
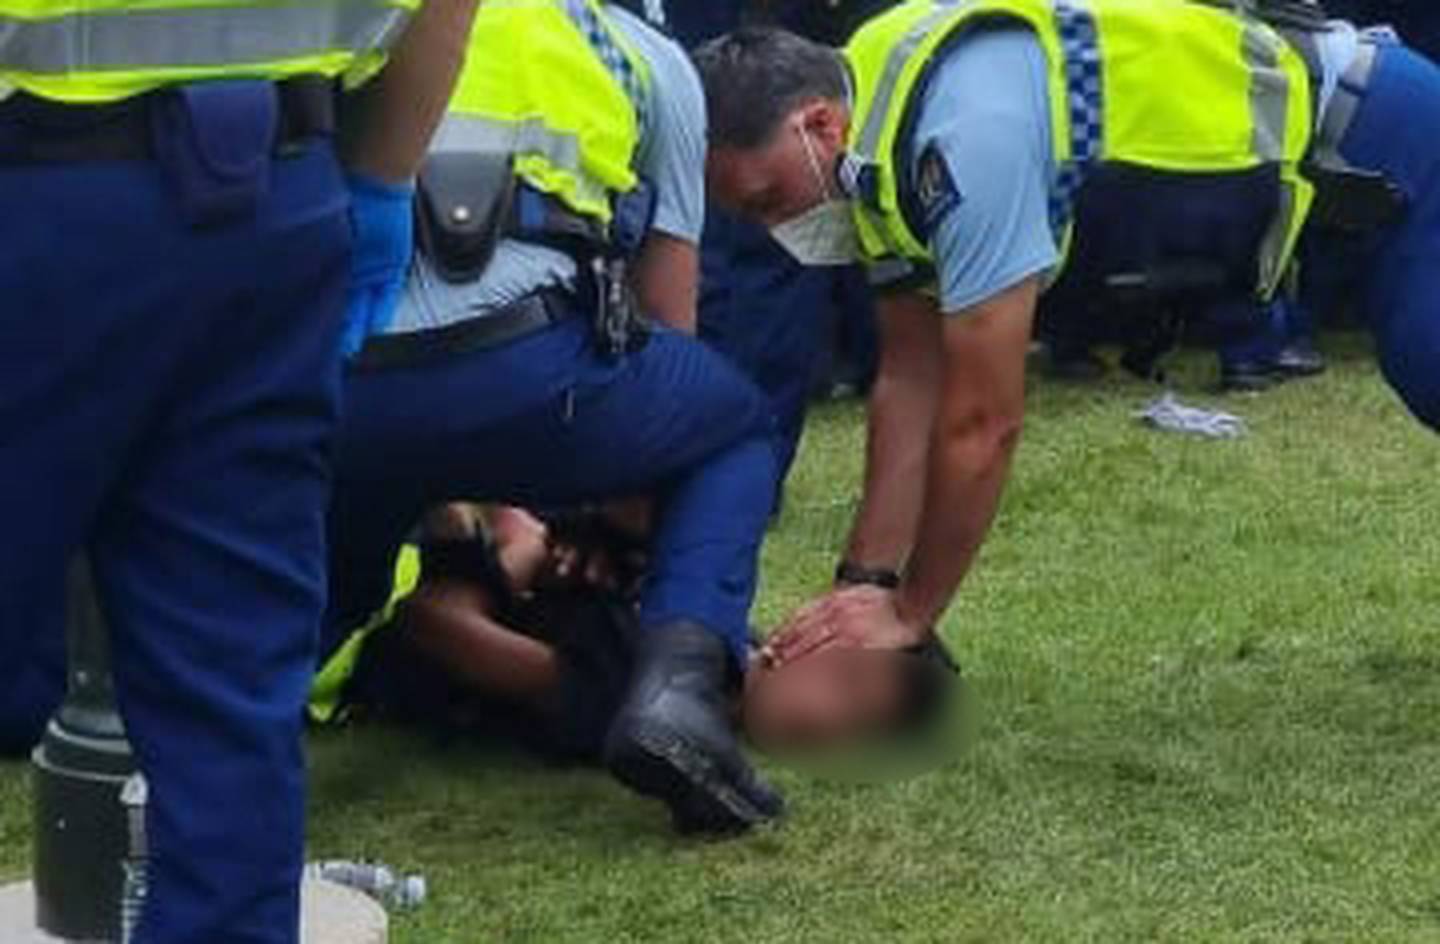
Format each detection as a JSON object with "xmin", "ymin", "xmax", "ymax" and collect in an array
[
  {"xmin": 566, "ymin": 0, "xmax": 648, "ymax": 135},
  {"xmin": 1049, "ymin": 0, "xmax": 1103, "ymax": 241}
]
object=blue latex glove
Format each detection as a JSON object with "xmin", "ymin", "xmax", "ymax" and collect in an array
[{"xmin": 341, "ymin": 172, "xmax": 416, "ymax": 358}]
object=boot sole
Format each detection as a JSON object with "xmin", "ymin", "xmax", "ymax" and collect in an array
[{"xmin": 606, "ymin": 718, "xmax": 770, "ymax": 833}]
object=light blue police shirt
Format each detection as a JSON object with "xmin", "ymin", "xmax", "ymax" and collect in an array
[
  {"xmin": 894, "ymin": 27, "xmax": 1058, "ymax": 316},
  {"xmin": 895, "ymin": 24, "xmax": 1360, "ymax": 317},
  {"xmin": 388, "ymin": 5, "xmax": 706, "ymax": 334}
]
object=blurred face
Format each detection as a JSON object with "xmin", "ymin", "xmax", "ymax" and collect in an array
[
  {"xmin": 742, "ymin": 647, "xmax": 906, "ymax": 755},
  {"xmin": 707, "ymin": 101, "xmax": 850, "ymax": 229}
]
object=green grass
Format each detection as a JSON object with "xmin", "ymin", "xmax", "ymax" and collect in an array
[{"xmin": 5, "ymin": 336, "xmax": 1440, "ymax": 942}]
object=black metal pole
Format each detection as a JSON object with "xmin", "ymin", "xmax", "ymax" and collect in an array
[{"xmin": 31, "ymin": 558, "xmax": 138, "ymax": 941}]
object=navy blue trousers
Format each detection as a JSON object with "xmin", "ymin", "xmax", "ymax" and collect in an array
[
  {"xmin": 0, "ymin": 142, "xmax": 350, "ymax": 940},
  {"xmin": 699, "ymin": 212, "xmax": 837, "ymax": 484},
  {"xmin": 1216, "ymin": 293, "xmax": 1315, "ymax": 370},
  {"xmin": 1325, "ymin": 41, "xmax": 1440, "ymax": 430},
  {"xmin": 328, "ymin": 312, "xmax": 777, "ymax": 666}
]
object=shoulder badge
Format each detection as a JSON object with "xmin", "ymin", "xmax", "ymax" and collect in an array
[{"xmin": 914, "ymin": 140, "xmax": 964, "ymax": 236}]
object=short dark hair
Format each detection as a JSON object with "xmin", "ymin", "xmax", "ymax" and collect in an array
[{"xmin": 692, "ymin": 27, "xmax": 850, "ymax": 150}]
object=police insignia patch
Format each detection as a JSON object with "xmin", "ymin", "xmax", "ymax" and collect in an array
[{"xmin": 915, "ymin": 140, "xmax": 963, "ymax": 236}]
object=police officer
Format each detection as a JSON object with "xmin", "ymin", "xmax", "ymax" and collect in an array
[
  {"xmin": 331, "ymin": 0, "xmax": 784, "ymax": 833},
  {"xmin": 693, "ymin": 2, "xmax": 1387, "ymax": 658},
  {"xmin": 0, "ymin": 0, "xmax": 478, "ymax": 939}
]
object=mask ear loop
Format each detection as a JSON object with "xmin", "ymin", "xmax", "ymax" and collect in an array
[{"xmin": 796, "ymin": 122, "xmax": 836, "ymax": 203}]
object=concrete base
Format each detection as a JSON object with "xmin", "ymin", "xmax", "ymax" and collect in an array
[{"xmin": 0, "ymin": 879, "xmax": 387, "ymax": 943}]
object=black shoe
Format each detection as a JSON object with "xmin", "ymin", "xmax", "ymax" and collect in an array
[
  {"xmin": 604, "ymin": 623, "xmax": 785, "ymax": 835},
  {"xmin": 1219, "ymin": 361, "xmax": 1282, "ymax": 393},
  {"xmin": 1273, "ymin": 341, "xmax": 1327, "ymax": 378},
  {"xmin": 1045, "ymin": 345, "xmax": 1109, "ymax": 382}
]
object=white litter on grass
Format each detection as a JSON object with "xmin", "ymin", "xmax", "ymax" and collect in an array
[
  {"xmin": 305, "ymin": 861, "xmax": 427, "ymax": 911},
  {"xmin": 1134, "ymin": 392, "xmax": 1248, "ymax": 440}
]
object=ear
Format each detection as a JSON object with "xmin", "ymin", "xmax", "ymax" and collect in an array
[{"xmin": 801, "ymin": 99, "xmax": 850, "ymax": 154}]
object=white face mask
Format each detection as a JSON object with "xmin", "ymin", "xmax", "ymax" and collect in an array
[{"xmin": 769, "ymin": 124, "xmax": 859, "ymax": 267}]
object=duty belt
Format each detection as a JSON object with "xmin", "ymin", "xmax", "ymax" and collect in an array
[
  {"xmin": 1306, "ymin": 38, "xmax": 1407, "ymax": 231},
  {"xmin": 0, "ymin": 76, "xmax": 336, "ymax": 164},
  {"xmin": 351, "ymin": 287, "xmax": 578, "ymax": 372}
]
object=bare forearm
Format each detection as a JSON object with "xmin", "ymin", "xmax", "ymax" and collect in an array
[
  {"xmin": 632, "ymin": 233, "xmax": 699, "ymax": 333},
  {"xmin": 342, "ymin": 0, "xmax": 480, "ymax": 182},
  {"xmin": 844, "ymin": 370, "xmax": 936, "ymax": 570},
  {"xmin": 896, "ymin": 418, "xmax": 1020, "ymax": 629},
  {"xmin": 843, "ymin": 292, "xmax": 942, "ymax": 570},
  {"xmin": 893, "ymin": 277, "xmax": 1038, "ymax": 630},
  {"xmin": 405, "ymin": 585, "xmax": 560, "ymax": 704}
]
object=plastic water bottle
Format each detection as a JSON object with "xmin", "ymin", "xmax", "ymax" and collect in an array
[
  {"xmin": 305, "ymin": 860, "xmax": 427, "ymax": 911},
  {"xmin": 119, "ymin": 774, "xmax": 149, "ymax": 944}
]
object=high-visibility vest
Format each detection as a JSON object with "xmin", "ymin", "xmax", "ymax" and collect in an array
[
  {"xmin": 428, "ymin": 0, "xmax": 649, "ymax": 227},
  {"xmin": 845, "ymin": 0, "xmax": 1315, "ymax": 297},
  {"xmin": 309, "ymin": 545, "xmax": 423, "ymax": 725},
  {"xmin": 0, "ymin": 0, "xmax": 418, "ymax": 103}
]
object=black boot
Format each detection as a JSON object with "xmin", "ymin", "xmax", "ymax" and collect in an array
[
  {"xmin": 1219, "ymin": 360, "xmax": 1283, "ymax": 393},
  {"xmin": 604, "ymin": 622, "xmax": 784, "ymax": 835}
]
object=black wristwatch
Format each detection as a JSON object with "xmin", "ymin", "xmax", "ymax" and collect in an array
[{"xmin": 834, "ymin": 560, "xmax": 902, "ymax": 590}]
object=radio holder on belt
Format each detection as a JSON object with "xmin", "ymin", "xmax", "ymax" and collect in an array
[{"xmin": 415, "ymin": 151, "xmax": 658, "ymax": 359}]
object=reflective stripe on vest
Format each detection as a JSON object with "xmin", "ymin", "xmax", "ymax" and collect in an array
[
  {"xmin": 429, "ymin": 114, "xmax": 612, "ymax": 211},
  {"xmin": 0, "ymin": 0, "xmax": 414, "ymax": 101},
  {"xmin": 1241, "ymin": 17, "xmax": 1309, "ymax": 294},
  {"xmin": 846, "ymin": 0, "xmax": 1314, "ymax": 298},
  {"xmin": 851, "ymin": 3, "xmax": 954, "ymax": 261},
  {"xmin": 440, "ymin": 0, "xmax": 649, "ymax": 226}
]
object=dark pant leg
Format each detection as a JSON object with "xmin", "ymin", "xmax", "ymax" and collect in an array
[
  {"xmin": 0, "ymin": 160, "xmax": 180, "ymax": 757},
  {"xmin": 637, "ymin": 434, "xmax": 776, "ymax": 654},
  {"xmin": 700, "ymin": 213, "xmax": 831, "ymax": 487},
  {"xmin": 0, "ymin": 147, "xmax": 350, "ymax": 943},
  {"xmin": 1217, "ymin": 297, "xmax": 1284, "ymax": 369},
  {"xmin": 119, "ymin": 152, "xmax": 348, "ymax": 944},
  {"xmin": 833, "ymin": 265, "xmax": 880, "ymax": 392},
  {"xmin": 333, "ymin": 317, "xmax": 776, "ymax": 662}
]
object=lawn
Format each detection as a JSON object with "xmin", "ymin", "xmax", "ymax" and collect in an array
[{"xmin": 4, "ymin": 337, "xmax": 1439, "ymax": 942}]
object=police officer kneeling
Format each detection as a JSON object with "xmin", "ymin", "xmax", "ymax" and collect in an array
[
  {"xmin": 694, "ymin": 0, "xmax": 1440, "ymax": 660},
  {"xmin": 330, "ymin": 1, "xmax": 784, "ymax": 833}
]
